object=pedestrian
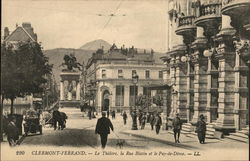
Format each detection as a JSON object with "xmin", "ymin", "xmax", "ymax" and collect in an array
[
  {"xmin": 149, "ymin": 113, "xmax": 155, "ymax": 130},
  {"xmin": 52, "ymin": 109, "xmax": 61, "ymax": 130},
  {"xmin": 138, "ymin": 112, "xmax": 143, "ymax": 126},
  {"xmin": 88, "ymin": 109, "xmax": 92, "ymax": 120},
  {"xmin": 141, "ymin": 113, "xmax": 147, "ymax": 129},
  {"xmin": 122, "ymin": 111, "xmax": 128, "ymax": 125},
  {"xmin": 196, "ymin": 114, "xmax": 207, "ymax": 144},
  {"xmin": 6, "ymin": 116, "xmax": 19, "ymax": 146},
  {"xmin": 172, "ymin": 113, "xmax": 182, "ymax": 143},
  {"xmin": 154, "ymin": 113, "xmax": 162, "ymax": 134},
  {"xmin": 111, "ymin": 110, "xmax": 116, "ymax": 119},
  {"xmin": 95, "ymin": 112, "xmax": 114, "ymax": 149},
  {"xmin": 146, "ymin": 112, "xmax": 150, "ymax": 123}
]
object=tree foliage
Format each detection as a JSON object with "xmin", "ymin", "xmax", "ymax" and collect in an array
[
  {"xmin": 1, "ymin": 41, "xmax": 52, "ymax": 113},
  {"xmin": 152, "ymin": 94, "xmax": 163, "ymax": 106}
]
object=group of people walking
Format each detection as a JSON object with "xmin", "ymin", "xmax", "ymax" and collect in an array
[{"xmin": 95, "ymin": 110, "xmax": 207, "ymax": 149}]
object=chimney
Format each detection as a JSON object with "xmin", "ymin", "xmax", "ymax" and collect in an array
[
  {"xmin": 22, "ymin": 22, "xmax": 37, "ymax": 41},
  {"xmin": 4, "ymin": 27, "xmax": 9, "ymax": 39}
]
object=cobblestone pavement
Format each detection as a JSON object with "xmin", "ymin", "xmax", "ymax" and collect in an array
[{"xmin": 1, "ymin": 107, "xmax": 248, "ymax": 161}]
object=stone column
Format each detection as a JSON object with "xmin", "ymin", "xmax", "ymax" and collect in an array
[
  {"xmin": 214, "ymin": 15, "xmax": 236, "ymax": 133},
  {"xmin": 191, "ymin": 57, "xmax": 208, "ymax": 123},
  {"xmin": 175, "ymin": 55, "xmax": 188, "ymax": 122},
  {"xmin": 76, "ymin": 81, "xmax": 81, "ymax": 100},
  {"xmin": 206, "ymin": 57, "xmax": 212, "ymax": 123},
  {"xmin": 60, "ymin": 81, "xmax": 64, "ymax": 100},
  {"xmin": 162, "ymin": 89, "xmax": 168, "ymax": 130},
  {"xmin": 190, "ymin": 26, "xmax": 208, "ymax": 124},
  {"xmin": 169, "ymin": 56, "xmax": 177, "ymax": 119},
  {"xmin": 124, "ymin": 85, "xmax": 130, "ymax": 110},
  {"xmin": 234, "ymin": 40, "xmax": 249, "ymax": 130},
  {"xmin": 186, "ymin": 60, "xmax": 192, "ymax": 122}
]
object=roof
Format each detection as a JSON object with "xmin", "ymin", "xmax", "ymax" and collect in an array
[{"xmin": 5, "ymin": 26, "xmax": 36, "ymax": 42}]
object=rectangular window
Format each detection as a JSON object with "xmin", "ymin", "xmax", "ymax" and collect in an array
[
  {"xmin": 159, "ymin": 71, "xmax": 163, "ymax": 79},
  {"xmin": 115, "ymin": 85, "xmax": 124, "ymax": 106},
  {"xmin": 102, "ymin": 69, "xmax": 106, "ymax": 78},
  {"xmin": 145, "ymin": 70, "xmax": 150, "ymax": 79},
  {"xmin": 132, "ymin": 70, "xmax": 136, "ymax": 78},
  {"xmin": 129, "ymin": 86, "xmax": 138, "ymax": 106},
  {"xmin": 118, "ymin": 69, "xmax": 123, "ymax": 79}
]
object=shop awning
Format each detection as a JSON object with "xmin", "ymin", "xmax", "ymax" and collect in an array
[{"xmin": 144, "ymin": 83, "xmax": 172, "ymax": 90}]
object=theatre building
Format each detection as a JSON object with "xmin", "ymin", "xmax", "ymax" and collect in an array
[
  {"xmin": 161, "ymin": 0, "xmax": 249, "ymax": 137},
  {"xmin": 85, "ymin": 44, "xmax": 165, "ymax": 112}
]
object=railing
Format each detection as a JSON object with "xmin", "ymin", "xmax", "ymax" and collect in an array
[
  {"xmin": 178, "ymin": 16, "xmax": 196, "ymax": 27},
  {"xmin": 200, "ymin": 3, "xmax": 222, "ymax": 17},
  {"xmin": 222, "ymin": 0, "xmax": 235, "ymax": 6}
]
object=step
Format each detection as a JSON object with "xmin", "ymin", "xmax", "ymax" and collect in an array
[
  {"xmin": 238, "ymin": 130, "xmax": 249, "ymax": 136},
  {"xmin": 224, "ymin": 135, "xmax": 249, "ymax": 143},
  {"xmin": 230, "ymin": 132, "xmax": 249, "ymax": 139}
]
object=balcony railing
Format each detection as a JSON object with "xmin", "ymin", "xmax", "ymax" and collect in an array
[
  {"xmin": 200, "ymin": 3, "xmax": 222, "ymax": 17},
  {"xmin": 178, "ymin": 16, "xmax": 196, "ymax": 28}
]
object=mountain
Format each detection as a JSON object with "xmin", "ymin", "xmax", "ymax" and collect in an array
[
  {"xmin": 79, "ymin": 39, "xmax": 112, "ymax": 51},
  {"xmin": 44, "ymin": 48, "xmax": 93, "ymax": 84}
]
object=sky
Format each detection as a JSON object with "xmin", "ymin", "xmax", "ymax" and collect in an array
[{"xmin": 2, "ymin": 0, "xmax": 168, "ymax": 52}]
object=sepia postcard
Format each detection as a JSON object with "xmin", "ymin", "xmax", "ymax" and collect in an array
[{"xmin": 1, "ymin": 0, "xmax": 249, "ymax": 161}]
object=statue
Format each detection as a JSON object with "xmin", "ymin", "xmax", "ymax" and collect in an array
[{"xmin": 60, "ymin": 54, "xmax": 82, "ymax": 71}]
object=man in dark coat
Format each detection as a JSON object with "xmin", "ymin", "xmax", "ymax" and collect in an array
[
  {"xmin": 52, "ymin": 109, "xmax": 61, "ymax": 130},
  {"xmin": 196, "ymin": 114, "xmax": 207, "ymax": 144},
  {"xmin": 149, "ymin": 114, "xmax": 155, "ymax": 130},
  {"xmin": 6, "ymin": 116, "xmax": 19, "ymax": 146},
  {"xmin": 172, "ymin": 113, "xmax": 182, "ymax": 143},
  {"xmin": 140, "ymin": 113, "xmax": 147, "ymax": 130},
  {"xmin": 122, "ymin": 111, "xmax": 128, "ymax": 125},
  {"xmin": 154, "ymin": 113, "xmax": 162, "ymax": 134},
  {"xmin": 95, "ymin": 112, "xmax": 114, "ymax": 149}
]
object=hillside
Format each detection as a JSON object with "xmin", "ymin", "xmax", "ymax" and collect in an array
[
  {"xmin": 79, "ymin": 39, "xmax": 111, "ymax": 51},
  {"xmin": 44, "ymin": 48, "xmax": 93, "ymax": 84}
]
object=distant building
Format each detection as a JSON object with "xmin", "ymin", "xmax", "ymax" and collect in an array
[{"xmin": 85, "ymin": 44, "xmax": 165, "ymax": 112}]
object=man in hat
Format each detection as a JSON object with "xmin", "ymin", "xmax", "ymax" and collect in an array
[
  {"xmin": 6, "ymin": 116, "xmax": 19, "ymax": 146},
  {"xmin": 155, "ymin": 113, "xmax": 162, "ymax": 134},
  {"xmin": 172, "ymin": 113, "xmax": 182, "ymax": 143},
  {"xmin": 95, "ymin": 111, "xmax": 114, "ymax": 149},
  {"xmin": 196, "ymin": 114, "xmax": 207, "ymax": 144}
]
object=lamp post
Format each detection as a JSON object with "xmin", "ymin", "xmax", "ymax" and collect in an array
[{"xmin": 131, "ymin": 72, "xmax": 139, "ymax": 130}]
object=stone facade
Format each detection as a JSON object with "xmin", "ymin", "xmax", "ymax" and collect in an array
[
  {"xmin": 162, "ymin": 0, "xmax": 250, "ymax": 133},
  {"xmin": 85, "ymin": 44, "xmax": 165, "ymax": 112}
]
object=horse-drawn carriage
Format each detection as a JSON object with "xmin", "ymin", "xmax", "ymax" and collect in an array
[{"xmin": 23, "ymin": 109, "xmax": 42, "ymax": 136}]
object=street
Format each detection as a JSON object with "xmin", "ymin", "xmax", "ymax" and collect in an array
[{"xmin": 1, "ymin": 107, "xmax": 248, "ymax": 161}]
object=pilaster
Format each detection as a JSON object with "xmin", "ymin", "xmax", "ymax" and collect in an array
[
  {"xmin": 190, "ymin": 27, "xmax": 208, "ymax": 124},
  {"xmin": 60, "ymin": 81, "xmax": 64, "ymax": 100},
  {"xmin": 214, "ymin": 22, "xmax": 236, "ymax": 133},
  {"xmin": 233, "ymin": 38, "xmax": 250, "ymax": 130}
]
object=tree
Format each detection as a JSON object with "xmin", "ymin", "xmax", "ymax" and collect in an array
[
  {"xmin": 152, "ymin": 94, "xmax": 163, "ymax": 106},
  {"xmin": 1, "ymin": 41, "xmax": 52, "ymax": 114}
]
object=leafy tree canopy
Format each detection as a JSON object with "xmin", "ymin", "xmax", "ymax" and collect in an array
[{"xmin": 1, "ymin": 41, "xmax": 53, "ymax": 101}]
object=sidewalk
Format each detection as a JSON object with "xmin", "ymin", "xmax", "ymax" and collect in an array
[{"xmin": 119, "ymin": 121, "xmax": 248, "ymax": 151}]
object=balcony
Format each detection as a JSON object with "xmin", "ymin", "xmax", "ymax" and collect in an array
[
  {"xmin": 195, "ymin": 2, "xmax": 222, "ymax": 36},
  {"xmin": 221, "ymin": 0, "xmax": 250, "ymax": 32},
  {"xmin": 175, "ymin": 16, "xmax": 197, "ymax": 44}
]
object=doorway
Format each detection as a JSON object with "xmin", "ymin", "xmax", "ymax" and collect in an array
[{"xmin": 102, "ymin": 90, "xmax": 110, "ymax": 111}]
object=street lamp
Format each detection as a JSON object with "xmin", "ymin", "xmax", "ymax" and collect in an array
[{"xmin": 131, "ymin": 72, "xmax": 139, "ymax": 130}]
